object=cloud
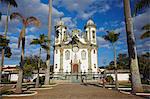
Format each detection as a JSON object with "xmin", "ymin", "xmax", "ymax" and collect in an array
[
  {"xmin": 0, "ymin": 0, "xmax": 67, "ymax": 65},
  {"xmin": 53, "ymin": 0, "xmax": 112, "ymax": 19}
]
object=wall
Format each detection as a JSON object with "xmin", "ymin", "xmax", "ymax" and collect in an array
[{"xmin": 107, "ymin": 74, "xmax": 130, "ymax": 81}]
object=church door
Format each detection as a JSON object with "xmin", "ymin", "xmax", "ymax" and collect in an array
[{"xmin": 73, "ymin": 64, "xmax": 78, "ymax": 73}]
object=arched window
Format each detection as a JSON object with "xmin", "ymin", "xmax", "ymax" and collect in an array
[
  {"xmin": 56, "ymin": 50, "xmax": 58, "ymax": 54},
  {"xmin": 65, "ymin": 50, "xmax": 70, "ymax": 60},
  {"xmin": 93, "ymin": 50, "xmax": 95, "ymax": 54},
  {"xmin": 81, "ymin": 50, "xmax": 86, "ymax": 60},
  {"xmin": 92, "ymin": 30, "xmax": 95, "ymax": 38},
  {"xmin": 85, "ymin": 31, "xmax": 88, "ymax": 40}
]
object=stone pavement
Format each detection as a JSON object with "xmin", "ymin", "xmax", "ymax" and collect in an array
[{"xmin": 3, "ymin": 84, "xmax": 144, "ymax": 99}]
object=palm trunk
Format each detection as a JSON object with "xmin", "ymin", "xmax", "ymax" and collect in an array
[
  {"xmin": 0, "ymin": 4, "xmax": 11, "ymax": 83},
  {"xmin": 103, "ymin": 70, "xmax": 106, "ymax": 88},
  {"xmin": 123, "ymin": 0, "xmax": 143, "ymax": 93},
  {"xmin": 112, "ymin": 43, "xmax": 118, "ymax": 90},
  {"xmin": 45, "ymin": 0, "xmax": 52, "ymax": 85},
  {"xmin": 16, "ymin": 33, "xmax": 25, "ymax": 93},
  {"xmin": 35, "ymin": 68, "xmax": 40, "ymax": 88},
  {"xmin": 0, "ymin": 48, "xmax": 4, "ymax": 83},
  {"xmin": 36, "ymin": 48, "xmax": 41, "ymax": 88}
]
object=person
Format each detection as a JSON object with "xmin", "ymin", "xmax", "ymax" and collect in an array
[{"xmin": 82, "ymin": 77, "xmax": 84, "ymax": 84}]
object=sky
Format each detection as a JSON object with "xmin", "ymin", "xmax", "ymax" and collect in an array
[{"xmin": 0, "ymin": 0, "xmax": 149, "ymax": 66}]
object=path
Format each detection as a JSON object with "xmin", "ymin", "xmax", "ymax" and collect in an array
[{"xmin": 3, "ymin": 84, "xmax": 144, "ymax": 99}]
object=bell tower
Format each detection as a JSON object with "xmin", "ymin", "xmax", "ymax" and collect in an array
[
  {"xmin": 84, "ymin": 18, "xmax": 97, "ymax": 45},
  {"xmin": 54, "ymin": 18, "xmax": 67, "ymax": 45}
]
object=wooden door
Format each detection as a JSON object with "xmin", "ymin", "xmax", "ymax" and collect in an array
[{"xmin": 73, "ymin": 64, "xmax": 78, "ymax": 73}]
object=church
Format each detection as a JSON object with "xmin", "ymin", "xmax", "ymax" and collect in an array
[{"xmin": 53, "ymin": 18, "xmax": 98, "ymax": 75}]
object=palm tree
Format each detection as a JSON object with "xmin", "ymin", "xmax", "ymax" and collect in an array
[
  {"xmin": 0, "ymin": 35, "xmax": 12, "ymax": 83},
  {"xmin": 134, "ymin": 0, "xmax": 150, "ymax": 14},
  {"xmin": 140, "ymin": 24, "xmax": 150, "ymax": 39},
  {"xmin": 123, "ymin": 0, "xmax": 143, "ymax": 93},
  {"xmin": 103, "ymin": 31, "xmax": 120, "ymax": 90},
  {"xmin": 10, "ymin": 12, "xmax": 40, "ymax": 93},
  {"xmin": 0, "ymin": 0, "xmax": 17, "ymax": 84},
  {"xmin": 30, "ymin": 34, "xmax": 49, "ymax": 88},
  {"xmin": 45, "ymin": 0, "xmax": 52, "ymax": 85},
  {"xmin": 134, "ymin": 0, "xmax": 150, "ymax": 39}
]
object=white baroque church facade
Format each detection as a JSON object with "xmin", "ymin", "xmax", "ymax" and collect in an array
[{"xmin": 53, "ymin": 19, "xmax": 98, "ymax": 74}]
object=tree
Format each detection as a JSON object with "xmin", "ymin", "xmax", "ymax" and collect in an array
[
  {"xmin": 23, "ymin": 56, "xmax": 46, "ymax": 84},
  {"xmin": 134, "ymin": 0, "xmax": 150, "ymax": 15},
  {"xmin": 138, "ymin": 52, "xmax": 150, "ymax": 84},
  {"xmin": 123, "ymin": 0, "xmax": 143, "ymax": 93},
  {"xmin": 45, "ymin": 0, "xmax": 52, "ymax": 85},
  {"xmin": 140, "ymin": 24, "xmax": 150, "ymax": 39},
  {"xmin": 30, "ymin": 34, "xmax": 49, "ymax": 88},
  {"xmin": 117, "ymin": 54, "xmax": 129, "ymax": 69},
  {"xmin": 10, "ymin": 12, "xmax": 40, "ymax": 93},
  {"xmin": 106, "ymin": 75, "xmax": 114, "ymax": 84},
  {"xmin": 0, "ymin": 0, "xmax": 17, "ymax": 84},
  {"xmin": 103, "ymin": 31, "xmax": 120, "ymax": 90}
]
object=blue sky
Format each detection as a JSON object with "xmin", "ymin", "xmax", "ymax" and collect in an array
[{"xmin": 0, "ymin": 0, "xmax": 149, "ymax": 66}]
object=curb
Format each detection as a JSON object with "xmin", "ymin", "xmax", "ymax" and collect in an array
[
  {"xmin": 120, "ymin": 91, "xmax": 150, "ymax": 96},
  {"xmin": 42, "ymin": 84, "xmax": 58, "ymax": 87},
  {"xmin": 136, "ymin": 93, "xmax": 150, "ymax": 96},
  {"xmin": 29, "ymin": 87, "xmax": 52, "ymax": 91},
  {"xmin": 2, "ymin": 91, "xmax": 37, "ymax": 97}
]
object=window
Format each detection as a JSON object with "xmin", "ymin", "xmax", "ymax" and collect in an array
[
  {"xmin": 94, "ymin": 64, "xmax": 96, "ymax": 68},
  {"xmin": 92, "ymin": 30, "xmax": 95, "ymax": 38},
  {"xmin": 81, "ymin": 50, "xmax": 86, "ymax": 60},
  {"xmin": 93, "ymin": 50, "xmax": 95, "ymax": 54},
  {"xmin": 56, "ymin": 50, "xmax": 58, "ymax": 54},
  {"xmin": 85, "ymin": 31, "xmax": 88, "ymax": 39},
  {"xmin": 55, "ymin": 64, "xmax": 57, "ymax": 68},
  {"xmin": 65, "ymin": 50, "xmax": 70, "ymax": 60}
]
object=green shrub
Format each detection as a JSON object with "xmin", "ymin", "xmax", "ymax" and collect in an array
[{"xmin": 105, "ymin": 75, "xmax": 114, "ymax": 84}]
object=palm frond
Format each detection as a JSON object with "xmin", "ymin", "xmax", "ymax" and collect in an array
[
  {"xmin": 140, "ymin": 31, "xmax": 150, "ymax": 39},
  {"xmin": 41, "ymin": 44, "xmax": 49, "ymax": 51},
  {"xmin": 4, "ymin": 46, "xmax": 12, "ymax": 58},
  {"xmin": 30, "ymin": 39, "xmax": 41, "ymax": 45},
  {"xmin": 44, "ymin": 39, "xmax": 50, "ymax": 43},
  {"xmin": 103, "ymin": 31, "xmax": 120, "ymax": 43},
  {"xmin": 134, "ymin": 0, "xmax": 150, "ymax": 14},
  {"xmin": 26, "ymin": 16, "xmax": 40, "ymax": 27},
  {"xmin": 10, "ymin": 12, "xmax": 24, "ymax": 21},
  {"xmin": 0, "ymin": 0, "xmax": 18, "ymax": 7},
  {"xmin": 0, "ymin": 35, "xmax": 9, "ymax": 47},
  {"xmin": 142, "ymin": 24, "xmax": 150, "ymax": 30},
  {"xmin": 39, "ymin": 34, "xmax": 45, "ymax": 42}
]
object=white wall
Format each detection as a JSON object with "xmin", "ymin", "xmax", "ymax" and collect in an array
[
  {"xmin": 54, "ymin": 49, "xmax": 60, "ymax": 73},
  {"xmin": 91, "ymin": 49, "xmax": 98, "ymax": 73},
  {"xmin": 54, "ymin": 47, "xmax": 99, "ymax": 73},
  {"xmin": 63, "ymin": 49, "xmax": 89, "ymax": 73},
  {"xmin": 85, "ymin": 27, "xmax": 96, "ymax": 45},
  {"xmin": 10, "ymin": 74, "xmax": 18, "ymax": 81},
  {"xmin": 107, "ymin": 74, "xmax": 130, "ymax": 81}
]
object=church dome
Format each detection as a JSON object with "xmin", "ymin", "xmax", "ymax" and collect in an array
[{"xmin": 86, "ymin": 19, "xmax": 95, "ymax": 25}]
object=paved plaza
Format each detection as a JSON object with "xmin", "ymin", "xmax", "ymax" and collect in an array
[{"xmin": 2, "ymin": 84, "xmax": 144, "ymax": 99}]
